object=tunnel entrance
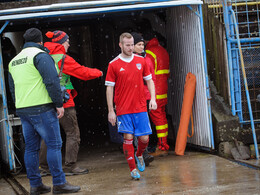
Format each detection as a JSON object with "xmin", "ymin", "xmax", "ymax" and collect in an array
[
  {"xmin": 0, "ymin": 1, "xmax": 213, "ymax": 171},
  {"xmin": 4, "ymin": 9, "xmax": 174, "ymax": 149}
]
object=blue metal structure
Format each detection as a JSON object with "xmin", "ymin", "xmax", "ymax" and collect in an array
[
  {"xmin": 222, "ymin": 0, "xmax": 259, "ymax": 159},
  {"xmin": 0, "ymin": 21, "xmax": 16, "ymax": 170}
]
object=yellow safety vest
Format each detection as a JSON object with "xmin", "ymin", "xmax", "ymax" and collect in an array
[{"xmin": 9, "ymin": 47, "xmax": 53, "ymax": 108}]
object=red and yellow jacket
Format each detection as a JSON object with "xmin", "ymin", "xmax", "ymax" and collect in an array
[{"xmin": 145, "ymin": 38, "xmax": 170, "ymax": 106}]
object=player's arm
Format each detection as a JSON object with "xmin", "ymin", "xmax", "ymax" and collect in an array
[
  {"xmin": 146, "ymin": 79, "xmax": 157, "ymax": 110},
  {"xmin": 143, "ymin": 58, "xmax": 157, "ymax": 110},
  {"xmin": 106, "ymin": 86, "xmax": 116, "ymax": 126}
]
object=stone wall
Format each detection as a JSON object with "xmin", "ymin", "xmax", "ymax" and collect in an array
[{"xmin": 210, "ymin": 81, "xmax": 241, "ymax": 146}]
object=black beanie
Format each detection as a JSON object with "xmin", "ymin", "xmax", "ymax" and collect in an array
[
  {"xmin": 131, "ymin": 32, "xmax": 144, "ymax": 45},
  {"xmin": 23, "ymin": 28, "xmax": 43, "ymax": 43}
]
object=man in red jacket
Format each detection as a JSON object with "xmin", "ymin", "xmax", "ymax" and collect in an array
[
  {"xmin": 39, "ymin": 30, "xmax": 103, "ymax": 175},
  {"xmin": 145, "ymin": 37, "xmax": 170, "ymax": 155}
]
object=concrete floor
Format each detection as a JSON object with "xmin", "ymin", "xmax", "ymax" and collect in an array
[
  {"xmin": 12, "ymin": 145, "xmax": 260, "ymax": 195},
  {"xmin": 0, "ymin": 178, "xmax": 17, "ymax": 195}
]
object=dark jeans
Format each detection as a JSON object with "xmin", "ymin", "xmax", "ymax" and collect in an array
[
  {"xmin": 19, "ymin": 109, "xmax": 66, "ymax": 187},
  {"xmin": 40, "ymin": 107, "xmax": 80, "ymax": 168}
]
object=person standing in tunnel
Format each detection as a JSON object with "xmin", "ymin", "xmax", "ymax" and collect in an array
[
  {"xmin": 8, "ymin": 28, "xmax": 80, "ymax": 194},
  {"xmin": 131, "ymin": 32, "xmax": 155, "ymax": 166},
  {"xmin": 144, "ymin": 34, "xmax": 170, "ymax": 156},
  {"xmin": 105, "ymin": 32, "xmax": 157, "ymax": 180},
  {"xmin": 39, "ymin": 30, "xmax": 103, "ymax": 175}
]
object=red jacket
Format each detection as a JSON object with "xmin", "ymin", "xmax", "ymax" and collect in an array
[
  {"xmin": 44, "ymin": 42, "xmax": 102, "ymax": 108},
  {"xmin": 145, "ymin": 38, "xmax": 169, "ymax": 105}
]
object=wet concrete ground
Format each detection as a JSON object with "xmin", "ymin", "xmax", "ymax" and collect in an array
[
  {"xmin": 12, "ymin": 145, "xmax": 260, "ymax": 195},
  {"xmin": 0, "ymin": 178, "xmax": 17, "ymax": 195}
]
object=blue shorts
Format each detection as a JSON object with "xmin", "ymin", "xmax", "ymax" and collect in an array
[{"xmin": 117, "ymin": 112, "xmax": 152, "ymax": 136}]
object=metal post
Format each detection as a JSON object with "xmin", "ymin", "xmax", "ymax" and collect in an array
[
  {"xmin": 199, "ymin": 4, "xmax": 215, "ymax": 149},
  {"xmin": 228, "ymin": 5, "xmax": 243, "ymax": 121},
  {"xmin": 222, "ymin": 0, "xmax": 236, "ymax": 116}
]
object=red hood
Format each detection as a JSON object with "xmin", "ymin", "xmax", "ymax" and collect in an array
[
  {"xmin": 146, "ymin": 38, "xmax": 159, "ymax": 49},
  {"xmin": 44, "ymin": 42, "xmax": 66, "ymax": 55}
]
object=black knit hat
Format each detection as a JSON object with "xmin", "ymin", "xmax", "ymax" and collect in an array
[
  {"xmin": 23, "ymin": 28, "xmax": 43, "ymax": 43},
  {"xmin": 46, "ymin": 30, "xmax": 69, "ymax": 44},
  {"xmin": 131, "ymin": 32, "xmax": 144, "ymax": 45}
]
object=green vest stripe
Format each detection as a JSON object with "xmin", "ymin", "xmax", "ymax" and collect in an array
[
  {"xmin": 9, "ymin": 47, "xmax": 53, "ymax": 108},
  {"xmin": 51, "ymin": 54, "xmax": 74, "ymax": 90}
]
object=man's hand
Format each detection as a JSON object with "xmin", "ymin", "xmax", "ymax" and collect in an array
[
  {"xmin": 108, "ymin": 110, "xmax": 117, "ymax": 126},
  {"xmin": 56, "ymin": 107, "xmax": 64, "ymax": 119},
  {"xmin": 149, "ymin": 99, "xmax": 157, "ymax": 111}
]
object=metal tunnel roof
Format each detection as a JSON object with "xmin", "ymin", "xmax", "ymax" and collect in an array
[{"xmin": 0, "ymin": 0, "xmax": 203, "ymax": 21}]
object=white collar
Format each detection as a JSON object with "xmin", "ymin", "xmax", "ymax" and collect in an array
[{"xmin": 119, "ymin": 54, "xmax": 134, "ymax": 63}]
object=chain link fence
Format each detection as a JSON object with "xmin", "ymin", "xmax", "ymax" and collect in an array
[
  {"xmin": 205, "ymin": 0, "xmax": 260, "ymax": 123},
  {"xmin": 240, "ymin": 47, "xmax": 260, "ymax": 122}
]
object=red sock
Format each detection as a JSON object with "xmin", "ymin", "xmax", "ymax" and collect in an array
[
  {"xmin": 136, "ymin": 137, "xmax": 149, "ymax": 157},
  {"xmin": 123, "ymin": 139, "xmax": 136, "ymax": 171}
]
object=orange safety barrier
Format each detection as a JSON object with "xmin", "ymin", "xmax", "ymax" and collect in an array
[{"xmin": 175, "ymin": 72, "xmax": 196, "ymax": 156}]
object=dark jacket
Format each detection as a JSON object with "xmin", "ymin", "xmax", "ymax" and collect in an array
[{"xmin": 8, "ymin": 42, "xmax": 63, "ymax": 115}]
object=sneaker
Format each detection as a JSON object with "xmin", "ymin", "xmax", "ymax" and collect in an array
[
  {"xmin": 131, "ymin": 169, "xmax": 140, "ymax": 180},
  {"xmin": 135, "ymin": 153, "xmax": 145, "ymax": 172},
  {"xmin": 53, "ymin": 182, "xmax": 80, "ymax": 194},
  {"xmin": 63, "ymin": 166, "xmax": 89, "ymax": 176},
  {"xmin": 30, "ymin": 184, "xmax": 51, "ymax": 195}
]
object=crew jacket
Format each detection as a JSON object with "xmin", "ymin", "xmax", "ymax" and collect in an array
[{"xmin": 145, "ymin": 38, "xmax": 170, "ymax": 105}]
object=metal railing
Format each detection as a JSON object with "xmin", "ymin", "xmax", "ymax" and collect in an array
[{"xmin": 205, "ymin": 0, "xmax": 259, "ymax": 159}]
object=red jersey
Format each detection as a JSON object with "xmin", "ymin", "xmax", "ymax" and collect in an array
[{"xmin": 105, "ymin": 54, "xmax": 152, "ymax": 116}]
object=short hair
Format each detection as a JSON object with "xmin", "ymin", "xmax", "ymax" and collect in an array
[{"xmin": 119, "ymin": 32, "xmax": 133, "ymax": 44}]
